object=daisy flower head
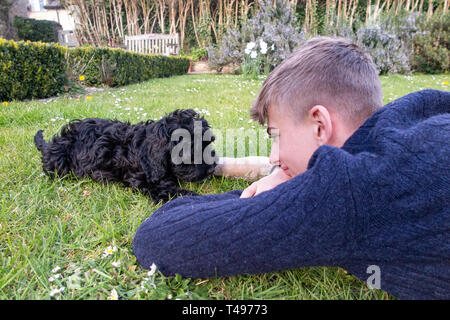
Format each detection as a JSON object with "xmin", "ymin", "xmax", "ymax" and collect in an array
[
  {"xmin": 108, "ymin": 288, "xmax": 119, "ymax": 300},
  {"xmin": 102, "ymin": 246, "xmax": 118, "ymax": 258}
]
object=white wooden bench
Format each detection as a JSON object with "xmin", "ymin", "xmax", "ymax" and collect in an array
[{"xmin": 124, "ymin": 33, "xmax": 180, "ymax": 56}]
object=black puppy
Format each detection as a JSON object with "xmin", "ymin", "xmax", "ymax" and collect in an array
[{"xmin": 34, "ymin": 109, "xmax": 217, "ymax": 203}]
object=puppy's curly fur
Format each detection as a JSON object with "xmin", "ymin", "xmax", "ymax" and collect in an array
[{"xmin": 34, "ymin": 109, "xmax": 217, "ymax": 203}]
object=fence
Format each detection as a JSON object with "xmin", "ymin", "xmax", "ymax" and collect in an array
[
  {"xmin": 124, "ymin": 33, "xmax": 180, "ymax": 56},
  {"xmin": 58, "ymin": 30, "xmax": 78, "ymax": 47}
]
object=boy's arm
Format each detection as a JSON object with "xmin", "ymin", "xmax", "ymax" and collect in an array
[{"xmin": 133, "ymin": 145, "xmax": 357, "ymax": 278}]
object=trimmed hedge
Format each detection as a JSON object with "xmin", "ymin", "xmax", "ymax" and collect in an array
[
  {"xmin": 14, "ymin": 16, "xmax": 61, "ymax": 43},
  {"xmin": 0, "ymin": 39, "xmax": 191, "ymax": 101},
  {"xmin": 66, "ymin": 46, "xmax": 191, "ymax": 87},
  {"xmin": 0, "ymin": 39, "xmax": 67, "ymax": 101}
]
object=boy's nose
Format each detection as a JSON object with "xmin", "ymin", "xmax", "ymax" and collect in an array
[{"xmin": 269, "ymin": 145, "xmax": 280, "ymax": 166}]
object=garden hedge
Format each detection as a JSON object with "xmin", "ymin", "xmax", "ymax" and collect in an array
[
  {"xmin": 0, "ymin": 39, "xmax": 66, "ymax": 101},
  {"xmin": 66, "ymin": 46, "xmax": 191, "ymax": 87},
  {"xmin": 0, "ymin": 39, "xmax": 191, "ymax": 102}
]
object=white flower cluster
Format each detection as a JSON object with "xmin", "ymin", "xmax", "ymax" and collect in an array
[
  {"xmin": 194, "ymin": 107, "xmax": 211, "ymax": 117},
  {"xmin": 108, "ymin": 91, "xmax": 150, "ymax": 120},
  {"xmin": 244, "ymin": 40, "xmax": 274, "ymax": 59},
  {"xmin": 49, "ymin": 286, "xmax": 65, "ymax": 297},
  {"xmin": 140, "ymin": 263, "xmax": 158, "ymax": 294},
  {"xmin": 49, "ymin": 266, "xmax": 65, "ymax": 298},
  {"xmin": 50, "ymin": 116, "xmax": 69, "ymax": 123}
]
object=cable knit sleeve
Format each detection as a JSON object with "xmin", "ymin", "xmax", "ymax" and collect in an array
[{"xmin": 132, "ymin": 145, "xmax": 357, "ymax": 278}]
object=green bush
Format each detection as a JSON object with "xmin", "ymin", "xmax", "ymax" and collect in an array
[
  {"xmin": 412, "ymin": 13, "xmax": 449, "ymax": 74},
  {"xmin": 0, "ymin": 39, "xmax": 190, "ymax": 102},
  {"xmin": 13, "ymin": 16, "xmax": 61, "ymax": 43},
  {"xmin": 66, "ymin": 46, "xmax": 191, "ymax": 87},
  {"xmin": 0, "ymin": 39, "xmax": 67, "ymax": 101},
  {"xmin": 191, "ymin": 47, "xmax": 207, "ymax": 62}
]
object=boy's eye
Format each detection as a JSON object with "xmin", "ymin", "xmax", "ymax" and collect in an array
[{"xmin": 267, "ymin": 127, "xmax": 279, "ymax": 141}]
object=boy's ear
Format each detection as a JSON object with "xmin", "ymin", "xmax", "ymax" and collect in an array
[{"xmin": 309, "ymin": 105, "xmax": 333, "ymax": 146}]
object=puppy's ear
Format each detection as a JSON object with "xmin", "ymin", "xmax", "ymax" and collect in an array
[{"xmin": 139, "ymin": 139, "xmax": 170, "ymax": 183}]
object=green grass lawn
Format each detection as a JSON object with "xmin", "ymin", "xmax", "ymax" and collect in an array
[{"xmin": 0, "ymin": 73, "xmax": 448, "ymax": 300}]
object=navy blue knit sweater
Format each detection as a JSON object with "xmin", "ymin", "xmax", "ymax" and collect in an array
[{"xmin": 133, "ymin": 89, "xmax": 450, "ymax": 299}]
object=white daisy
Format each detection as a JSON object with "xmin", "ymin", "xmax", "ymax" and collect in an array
[
  {"xmin": 102, "ymin": 246, "xmax": 118, "ymax": 258},
  {"xmin": 148, "ymin": 263, "xmax": 157, "ymax": 276},
  {"xmin": 51, "ymin": 266, "xmax": 61, "ymax": 273},
  {"xmin": 108, "ymin": 288, "xmax": 119, "ymax": 300}
]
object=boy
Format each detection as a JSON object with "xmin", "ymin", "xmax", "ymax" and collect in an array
[
  {"xmin": 133, "ymin": 37, "xmax": 450, "ymax": 299},
  {"xmin": 240, "ymin": 36, "xmax": 383, "ymax": 197}
]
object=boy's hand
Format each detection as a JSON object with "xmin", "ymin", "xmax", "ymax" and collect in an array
[{"xmin": 240, "ymin": 167, "xmax": 292, "ymax": 198}]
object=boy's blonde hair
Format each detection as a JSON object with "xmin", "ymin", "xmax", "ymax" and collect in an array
[{"xmin": 250, "ymin": 36, "xmax": 383, "ymax": 127}]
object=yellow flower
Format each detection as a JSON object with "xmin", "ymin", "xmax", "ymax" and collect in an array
[
  {"xmin": 2, "ymin": 101, "xmax": 8, "ymax": 106},
  {"xmin": 86, "ymin": 96, "xmax": 92, "ymax": 100},
  {"xmin": 79, "ymin": 75, "xmax": 85, "ymax": 81},
  {"xmin": 443, "ymin": 81, "xmax": 448, "ymax": 86}
]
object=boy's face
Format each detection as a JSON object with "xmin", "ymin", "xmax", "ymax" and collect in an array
[{"xmin": 267, "ymin": 106, "xmax": 321, "ymax": 177}]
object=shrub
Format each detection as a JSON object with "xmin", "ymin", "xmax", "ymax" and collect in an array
[
  {"xmin": 356, "ymin": 22, "xmax": 412, "ymax": 74},
  {"xmin": 206, "ymin": 28, "xmax": 242, "ymax": 72},
  {"xmin": 13, "ymin": 16, "xmax": 61, "ymax": 43},
  {"xmin": 242, "ymin": 0, "xmax": 305, "ymax": 69},
  {"xmin": 411, "ymin": 13, "xmax": 449, "ymax": 74},
  {"xmin": 0, "ymin": 39, "xmax": 67, "ymax": 101},
  {"xmin": 66, "ymin": 46, "xmax": 191, "ymax": 87},
  {"xmin": 191, "ymin": 47, "xmax": 207, "ymax": 62},
  {"xmin": 325, "ymin": 10, "xmax": 417, "ymax": 75},
  {"xmin": 207, "ymin": 0, "xmax": 305, "ymax": 73}
]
